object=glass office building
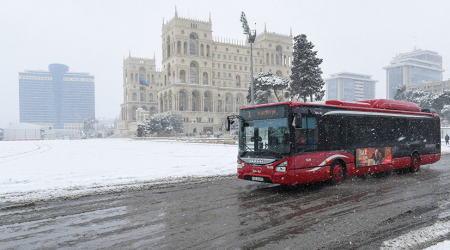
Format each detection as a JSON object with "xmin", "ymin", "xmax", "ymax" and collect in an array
[
  {"xmin": 19, "ymin": 64, "xmax": 95, "ymax": 129},
  {"xmin": 383, "ymin": 49, "xmax": 444, "ymax": 99},
  {"xmin": 325, "ymin": 72, "xmax": 377, "ymax": 101}
]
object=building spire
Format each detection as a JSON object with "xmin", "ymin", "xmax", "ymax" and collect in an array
[
  {"xmin": 129, "ymin": 50, "xmax": 131, "ymax": 58},
  {"xmin": 290, "ymin": 27, "xmax": 292, "ymax": 37},
  {"xmin": 153, "ymin": 52, "xmax": 155, "ymax": 60},
  {"xmin": 175, "ymin": 5, "xmax": 178, "ymax": 17},
  {"xmin": 162, "ymin": 17, "xmax": 164, "ymax": 27},
  {"xmin": 209, "ymin": 12, "xmax": 211, "ymax": 23},
  {"xmin": 264, "ymin": 22, "xmax": 267, "ymax": 33}
]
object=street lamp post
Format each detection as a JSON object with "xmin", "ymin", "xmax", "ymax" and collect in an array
[{"xmin": 240, "ymin": 12, "xmax": 256, "ymax": 106}]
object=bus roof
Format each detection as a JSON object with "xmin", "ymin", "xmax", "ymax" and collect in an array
[{"xmin": 240, "ymin": 99, "xmax": 438, "ymax": 117}]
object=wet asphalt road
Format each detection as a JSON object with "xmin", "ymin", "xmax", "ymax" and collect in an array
[{"xmin": 2, "ymin": 155, "xmax": 450, "ymax": 250}]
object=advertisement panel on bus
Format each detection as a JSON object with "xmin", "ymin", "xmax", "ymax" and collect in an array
[{"xmin": 356, "ymin": 147, "xmax": 392, "ymax": 168}]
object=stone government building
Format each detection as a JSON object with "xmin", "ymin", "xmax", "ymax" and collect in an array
[{"xmin": 118, "ymin": 9, "xmax": 293, "ymax": 135}]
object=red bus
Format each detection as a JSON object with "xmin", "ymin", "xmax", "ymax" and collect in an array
[{"xmin": 226, "ymin": 99, "xmax": 441, "ymax": 185}]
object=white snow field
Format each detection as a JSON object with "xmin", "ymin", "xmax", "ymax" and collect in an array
[{"xmin": 0, "ymin": 139, "xmax": 238, "ymax": 205}]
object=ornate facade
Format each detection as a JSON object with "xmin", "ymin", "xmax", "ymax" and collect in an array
[
  {"xmin": 119, "ymin": 9, "xmax": 293, "ymax": 134},
  {"xmin": 118, "ymin": 55, "xmax": 161, "ymax": 129}
]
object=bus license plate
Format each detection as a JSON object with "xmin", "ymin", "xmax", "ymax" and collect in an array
[{"xmin": 252, "ymin": 176, "xmax": 264, "ymax": 182}]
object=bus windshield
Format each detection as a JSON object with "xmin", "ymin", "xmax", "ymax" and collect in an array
[{"xmin": 239, "ymin": 118, "xmax": 291, "ymax": 156}]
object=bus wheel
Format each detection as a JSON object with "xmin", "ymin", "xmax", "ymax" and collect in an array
[
  {"xmin": 410, "ymin": 153, "xmax": 420, "ymax": 173},
  {"xmin": 330, "ymin": 162, "xmax": 346, "ymax": 185}
]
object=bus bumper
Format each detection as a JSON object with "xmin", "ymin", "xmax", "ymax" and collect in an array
[{"xmin": 238, "ymin": 169, "xmax": 303, "ymax": 185}]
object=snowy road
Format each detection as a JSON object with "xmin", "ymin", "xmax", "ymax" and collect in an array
[{"xmin": 1, "ymin": 154, "xmax": 450, "ymax": 249}]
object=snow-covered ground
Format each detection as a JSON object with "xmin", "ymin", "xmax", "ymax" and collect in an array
[
  {"xmin": 2, "ymin": 138, "xmax": 450, "ymax": 249},
  {"xmin": 0, "ymin": 139, "xmax": 237, "ymax": 205}
]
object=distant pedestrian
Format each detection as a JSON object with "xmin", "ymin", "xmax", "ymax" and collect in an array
[{"xmin": 446, "ymin": 134, "xmax": 449, "ymax": 145}]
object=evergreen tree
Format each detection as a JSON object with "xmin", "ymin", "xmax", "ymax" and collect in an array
[
  {"xmin": 246, "ymin": 72, "xmax": 290, "ymax": 104},
  {"xmin": 289, "ymin": 34, "xmax": 325, "ymax": 102}
]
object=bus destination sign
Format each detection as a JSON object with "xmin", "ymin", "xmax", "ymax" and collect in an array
[{"xmin": 241, "ymin": 105, "xmax": 287, "ymax": 120}]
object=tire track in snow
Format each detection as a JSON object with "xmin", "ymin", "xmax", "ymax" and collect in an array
[{"xmin": 0, "ymin": 142, "xmax": 52, "ymax": 163}]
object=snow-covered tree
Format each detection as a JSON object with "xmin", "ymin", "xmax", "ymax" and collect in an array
[
  {"xmin": 137, "ymin": 113, "xmax": 184, "ymax": 137},
  {"xmin": 441, "ymin": 104, "xmax": 450, "ymax": 121},
  {"xmin": 246, "ymin": 72, "xmax": 291, "ymax": 104},
  {"xmin": 394, "ymin": 85, "xmax": 434, "ymax": 108},
  {"xmin": 394, "ymin": 86, "xmax": 450, "ymax": 118},
  {"xmin": 289, "ymin": 34, "xmax": 325, "ymax": 102}
]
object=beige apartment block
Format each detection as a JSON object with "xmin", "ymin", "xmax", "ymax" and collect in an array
[
  {"xmin": 406, "ymin": 79, "xmax": 450, "ymax": 95},
  {"xmin": 118, "ymin": 9, "xmax": 293, "ymax": 135}
]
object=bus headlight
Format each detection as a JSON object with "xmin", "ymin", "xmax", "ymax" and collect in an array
[
  {"xmin": 275, "ymin": 161, "xmax": 287, "ymax": 172},
  {"xmin": 237, "ymin": 160, "xmax": 244, "ymax": 169}
]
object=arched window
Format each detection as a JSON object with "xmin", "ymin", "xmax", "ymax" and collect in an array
[
  {"xmin": 190, "ymin": 61, "xmax": 198, "ymax": 84},
  {"xmin": 166, "ymin": 35, "xmax": 171, "ymax": 57},
  {"xmin": 179, "ymin": 90, "xmax": 186, "ymax": 111},
  {"xmin": 276, "ymin": 70, "xmax": 282, "ymax": 77},
  {"xmin": 163, "ymin": 92, "xmax": 168, "ymax": 112},
  {"xmin": 206, "ymin": 45, "xmax": 210, "ymax": 57},
  {"xmin": 201, "ymin": 44, "xmax": 204, "ymax": 56},
  {"xmin": 149, "ymin": 93, "xmax": 153, "ymax": 102},
  {"xmin": 192, "ymin": 91, "xmax": 200, "ymax": 111},
  {"xmin": 217, "ymin": 100, "xmax": 223, "ymax": 112},
  {"xmin": 189, "ymin": 33, "xmax": 198, "ymax": 56},
  {"xmin": 202, "ymin": 72, "xmax": 208, "ymax": 85},
  {"xmin": 183, "ymin": 42, "xmax": 187, "ymax": 54},
  {"xmin": 190, "ymin": 43, "xmax": 195, "ymax": 55},
  {"xmin": 225, "ymin": 94, "xmax": 233, "ymax": 112},
  {"xmin": 131, "ymin": 73, "xmax": 134, "ymax": 82},
  {"xmin": 179, "ymin": 70, "xmax": 186, "ymax": 83},
  {"xmin": 276, "ymin": 46, "xmax": 282, "ymax": 65},
  {"xmin": 177, "ymin": 41, "xmax": 181, "ymax": 53},
  {"xmin": 271, "ymin": 54, "xmax": 274, "ymax": 65},
  {"xmin": 140, "ymin": 92, "xmax": 145, "ymax": 102},
  {"xmin": 190, "ymin": 71, "xmax": 196, "ymax": 83},
  {"xmin": 132, "ymin": 92, "xmax": 137, "ymax": 101},
  {"xmin": 204, "ymin": 92, "xmax": 212, "ymax": 112},
  {"xmin": 168, "ymin": 90, "xmax": 172, "ymax": 110}
]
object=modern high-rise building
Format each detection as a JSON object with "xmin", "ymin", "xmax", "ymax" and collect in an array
[
  {"xmin": 118, "ymin": 9, "xmax": 293, "ymax": 134},
  {"xmin": 19, "ymin": 63, "xmax": 95, "ymax": 132},
  {"xmin": 325, "ymin": 72, "xmax": 377, "ymax": 101},
  {"xmin": 383, "ymin": 48, "xmax": 444, "ymax": 99}
]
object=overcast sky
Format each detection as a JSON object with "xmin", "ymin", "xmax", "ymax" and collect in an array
[{"xmin": 1, "ymin": 0, "xmax": 450, "ymax": 128}]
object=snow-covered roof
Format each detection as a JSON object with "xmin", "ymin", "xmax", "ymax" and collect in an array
[{"xmin": 5, "ymin": 123, "xmax": 43, "ymax": 130}]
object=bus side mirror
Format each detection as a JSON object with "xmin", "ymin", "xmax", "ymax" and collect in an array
[
  {"xmin": 293, "ymin": 114, "xmax": 302, "ymax": 128},
  {"xmin": 226, "ymin": 117, "xmax": 235, "ymax": 131}
]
